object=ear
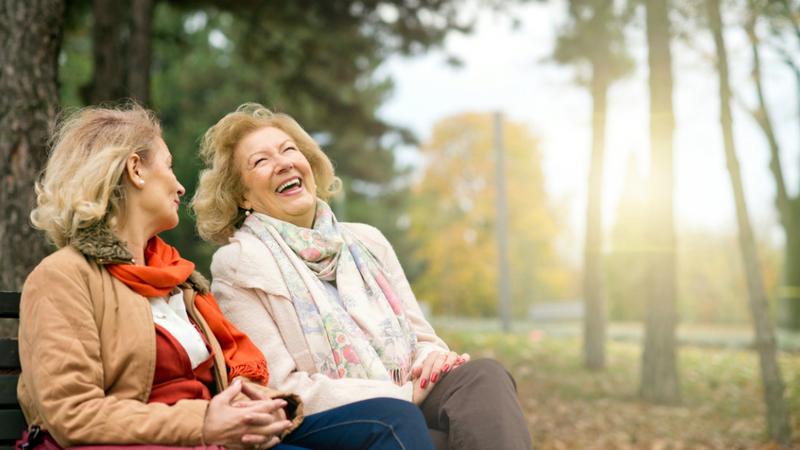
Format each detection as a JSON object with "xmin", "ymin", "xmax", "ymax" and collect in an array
[
  {"xmin": 240, "ymin": 194, "xmax": 251, "ymax": 211},
  {"xmin": 125, "ymin": 153, "xmax": 146, "ymax": 189}
]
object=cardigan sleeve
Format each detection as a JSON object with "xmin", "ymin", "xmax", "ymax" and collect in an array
[{"xmin": 212, "ymin": 279, "xmax": 414, "ymax": 415}]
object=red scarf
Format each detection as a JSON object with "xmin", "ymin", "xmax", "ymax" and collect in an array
[{"xmin": 107, "ymin": 236, "xmax": 269, "ymax": 385}]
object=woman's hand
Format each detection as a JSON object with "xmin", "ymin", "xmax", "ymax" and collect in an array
[
  {"xmin": 202, "ymin": 379, "xmax": 292, "ymax": 449},
  {"xmin": 411, "ymin": 351, "xmax": 470, "ymax": 390}
]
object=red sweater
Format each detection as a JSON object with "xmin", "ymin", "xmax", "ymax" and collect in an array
[{"xmin": 148, "ymin": 324, "xmax": 215, "ymax": 405}]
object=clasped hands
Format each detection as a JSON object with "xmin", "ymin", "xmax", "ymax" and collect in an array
[
  {"xmin": 411, "ymin": 350, "xmax": 470, "ymax": 405},
  {"xmin": 202, "ymin": 378, "xmax": 292, "ymax": 450}
]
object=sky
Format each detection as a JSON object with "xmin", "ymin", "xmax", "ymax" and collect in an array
[{"xmin": 377, "ymin": 1, "xmax": 800, "ymax": 260}]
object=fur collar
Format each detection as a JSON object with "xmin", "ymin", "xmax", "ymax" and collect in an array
[{"xmin": 71, "ymin": 221, "xmax": 210, "ymax": 294}]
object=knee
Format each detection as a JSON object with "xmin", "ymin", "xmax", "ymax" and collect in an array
[{"xmin": 458, "ymin": 358, "xmax": 517, "ymax": 390}]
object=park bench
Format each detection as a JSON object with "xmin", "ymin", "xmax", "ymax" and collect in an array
[{"xmin": 0, "ymin": 291, "xmax": 24, "ymax": 450}]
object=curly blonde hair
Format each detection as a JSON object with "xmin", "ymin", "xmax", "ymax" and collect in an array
[
  {"xmin": 31, "ymin": 103, "xmax": 162, "ymax": 248},
  {"xmin": 192, "ymin": 103, "xmax": 340, "ymax": 244}
]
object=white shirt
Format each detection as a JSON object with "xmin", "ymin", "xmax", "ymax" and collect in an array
[{"xmin": 149, "ymin": 291, "xmax": 210, "ymax": 369}]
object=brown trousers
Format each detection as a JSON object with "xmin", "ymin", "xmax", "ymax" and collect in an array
[{"xmin": 421, "ymin": 359, "xmax": 533, "ymax": 450}]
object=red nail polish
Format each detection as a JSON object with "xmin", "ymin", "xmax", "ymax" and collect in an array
[
  {"xmin": 420, "ymin": 379, "xmax": 427, "ymax": 389},
  {"xmin": 431, "ymin": 372, "xmax": 438, "ymax": 383},
  {"xmin": 443, "ymin": 364, "xmax": 450, "ymax": 372}
]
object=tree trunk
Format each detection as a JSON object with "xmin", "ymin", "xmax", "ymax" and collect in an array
[
  {"xmin": 88, "ymin": 0, "xmax": 130, "ymax": 103},
  {"xmin": 86, "ymin": 0, "xmax": 153, "ymax": 105},
  {"xmin": 129, "ymin": 0, "xmax": 154, "ymax": 105},
  {"xmin": 583, "ymin": 62, "xmax": 608, "ymax": 370},
  {"xmin": 707, "ymin": 0, "xmax": 793, "ymax": 444},
  {"xmin": 781, "ymin": 228, "xmax": 800, "ymax": 329},
  {"xmin": 0, "ymin": 0, "xmax": 65, "ymax": 290},
  {"xmin": 640, "ymin": 0, "xmax": 681, "ymax": 405},
  {"xmin": 747, "ymin": 1, "xmax": 800, "ymax": 331}
]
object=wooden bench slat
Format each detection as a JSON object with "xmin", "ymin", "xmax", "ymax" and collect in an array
[
  {"xmin": 0, "ymin": 341, "xmax": 19, "ymax": 371},
  {"xmin": 0, "ymin": 292, "xmax": 20, "ymax": 319},
  {"xmin": 0, "ymin": 375, "xmax": 18, "ymax": 408},
  {"xmin": 0, "ymin": 408, "xmax": 26, "ymax": 443}
]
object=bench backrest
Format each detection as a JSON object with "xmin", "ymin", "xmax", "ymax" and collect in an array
[{"xmin": 0, "ymin": 291, "xmax": 25, "ymax": 450}]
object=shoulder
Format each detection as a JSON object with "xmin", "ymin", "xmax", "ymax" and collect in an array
[
  {"xmin": 342, "ymin": 222, "xmax": 390, "ymax": 248},
  {"xmin": 212, "ymin": 229, "xmax": 271, "ymax": 275},
  {"xmin": 26, "ymin": 246, "xmax": 94, "ymax": 284},
  {"xmin": 21, "ymin": 246, "xmax": 99, "ymax": 309},
  {"xmin": 341, "ymin": 222, "xmax": 395, "ymax": 260},
  {"xmin": 210, "ymin": 228, "xmax": 284, "ymax": 293}
]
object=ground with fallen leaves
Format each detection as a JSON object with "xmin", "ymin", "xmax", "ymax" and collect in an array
[{"xmin": 437, "ymin": 328, "xmax": 800, "ymax": 450}]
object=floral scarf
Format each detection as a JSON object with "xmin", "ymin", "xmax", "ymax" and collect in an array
[{"xmin": 243, "ymin": 200, "xmax": 416, "ymax": 381}]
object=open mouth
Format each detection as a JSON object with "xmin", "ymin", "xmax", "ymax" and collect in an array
[{"xmin": 276, "ymin": 177, "xmax": 302, "ymax": 194}]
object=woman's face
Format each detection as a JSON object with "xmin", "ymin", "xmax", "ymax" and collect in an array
[
  {"xmin": 234, "ymin": 126, "xmax": 317, "ymax": 228},
  {"xmin": 139, "ymin": 137, "xmax": 185, "ymax": 233}
]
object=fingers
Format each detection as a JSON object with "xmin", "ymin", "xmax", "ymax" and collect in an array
[
  {"xmin": 233, "ymin": 398, "xmax": 288, "ymax": 413},
  {"xmin": 239, "ymin": 420, "xmax": 293, "ymax": 444},
  {"xmin": 240, "ymin": 381, "xmax": 270, "ymax": 401},
  {"xmin": 412, "ymin": 351, "xmax": 469, "ymax": 388},
  {"xmin": 263, "ymin": 435, "xmax": 282, "ymax": 449},
  {"xmin": 440, "ymin": 351, "xmax": 459, "ymax": 375},
  {"xmin": 416, "ymin": 352, "xmax": 437, "ymax": 389},
  {"xmin": 216, "ymin": 378, "xmax": 244, "ymax": 403}
]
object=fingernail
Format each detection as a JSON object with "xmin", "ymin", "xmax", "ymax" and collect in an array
[
  {"xmin": 420, "ymin": 378, "xmax": 427, "ymax": 389},
  {"xmin": 443, "ymin": 364, "xmax": 450, "ymax": 372},
  {"xmin": 431, "ymin": 372, "xmax": 438, "ymax": 383}
]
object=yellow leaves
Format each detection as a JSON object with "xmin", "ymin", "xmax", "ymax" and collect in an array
[{"xmin": 407, "ymin": 112, "xmax": 573, "ymax": 316}]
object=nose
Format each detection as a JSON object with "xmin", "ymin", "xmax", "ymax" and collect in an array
[
  {"xmin": 176, "ymin": 180, "xmax": 186, "ymax": 197},
  {"xmin": 274, "ymin": 153, "xmax": 294, "ymax": 173}
]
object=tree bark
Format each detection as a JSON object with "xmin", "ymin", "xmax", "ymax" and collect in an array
[
  {"xmin": 640, "ymin": 0, "xmax": 681, "ymax": 405},
  {"xmin": 87, "ymin": 0, "xmax": 153, "ymax": 105},
  {"xmin": 0, "ymin": 0, "xmax": 65, "ymax": 290},
  {"xmin": 707, "ymin": 0, "xmax": 793, "ymax": 444},
  {"xmin": 88, "ymin": 0, "xmax": 130, "ymax": 103},
  {"xmin": 583, "ymin": 61, "xmax": 608, "ymax": 370},
  {"xmin": 129, "ymin": 0, "xmax": 154, "ymax": 105}
]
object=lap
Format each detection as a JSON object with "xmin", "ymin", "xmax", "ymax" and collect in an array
[{"xmin": 283, "ymin": 397, "xmax": 428, "ymax": 450}]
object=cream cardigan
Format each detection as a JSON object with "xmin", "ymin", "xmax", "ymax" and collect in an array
[{"xmin": 211, "ymin": 222, "xmax": 449, "ymax": 414}]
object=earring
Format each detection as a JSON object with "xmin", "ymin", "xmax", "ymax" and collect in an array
[
  {"xmin": 245, "ymin": 209, "xmax": 252, "ymax": 216},
  {"xmin": 138, "ymin": 179, "xmax": 145, "ymax": 185}
]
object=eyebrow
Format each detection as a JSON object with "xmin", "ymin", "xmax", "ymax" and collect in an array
[{"xmin": 246, "ymin": 139, "xmax": 296, "ymax": 162}]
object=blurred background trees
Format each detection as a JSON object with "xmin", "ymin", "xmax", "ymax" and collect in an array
[{"xmin": 407, "ymin": 113, "xmax": 572, "ymax": 317}]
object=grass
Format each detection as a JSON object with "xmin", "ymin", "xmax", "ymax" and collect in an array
[{"xmin": 437, "ymin": 328, "xmax": 800, "ymax": 449}]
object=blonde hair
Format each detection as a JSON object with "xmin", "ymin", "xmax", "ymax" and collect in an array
[
  {"xmin": 192, "ymin": 103, "xmax": 340, "ymax": 244},
  {"xmin": 31, "ymin": 103, "xmax": 162, "ymax": 248}
]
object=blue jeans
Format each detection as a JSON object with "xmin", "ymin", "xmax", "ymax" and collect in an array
[{"xmin": 276, "ymin": 398, "xmax": 435, "ymax": 450}]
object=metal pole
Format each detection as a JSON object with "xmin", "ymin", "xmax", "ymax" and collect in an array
[{"xmin": 494, "ymin": 112, "xmax": 512, "ymax": 332}]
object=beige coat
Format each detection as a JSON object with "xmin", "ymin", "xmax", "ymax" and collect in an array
[
  {"xmin": 211, "ymin": 222, "xmax": 450, "ymax": 415},
  {"xmin": 17, "ymin": 223, "xmax": 302, "ymax": 447}
]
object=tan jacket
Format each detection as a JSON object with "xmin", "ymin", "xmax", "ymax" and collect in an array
[
  {"xmin": 18, "ymin": 223, "xmax": 302, "ymax": 447},
  {"xmin": 211, "ymin": 222, "xmax": 450, "ymax": 415}
]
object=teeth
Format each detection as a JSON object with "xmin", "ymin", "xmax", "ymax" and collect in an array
[{"xmin": 278, "ymin": 178, "xmax": 301, "ymax": 193}]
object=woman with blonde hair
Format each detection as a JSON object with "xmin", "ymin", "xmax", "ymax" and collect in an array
[
  {"xmin": 193, "ymin": 103, "xmax": 533, "ymax": 450},
  {"xmin": 17, "ymin": 103, "xmax": 435, "ymax": 450}
]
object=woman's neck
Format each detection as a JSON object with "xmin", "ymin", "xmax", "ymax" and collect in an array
[{"xmin": 114, "ymin": 217, "xmax": 153, "ymax": 266}]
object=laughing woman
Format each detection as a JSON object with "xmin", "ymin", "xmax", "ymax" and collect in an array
[
  {"xmin": 192, "ymin": 103, "xmax": 533, "ymax": 450},
  {"xmin": 17, "ymin": 103, "xmax": 435, "ymax": 450}
]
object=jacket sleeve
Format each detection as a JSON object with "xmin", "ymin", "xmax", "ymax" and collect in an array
[
  {"xmin": 361, "ymin": 225, "xmax": 451, "ymax": 369},
  {"xmin": 213, "ymin": 279, "xmax": 414, "ymax": 415},
  {"xmin": 18, "ymin": 261, "xmax": 208, "ymax": 447}
]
